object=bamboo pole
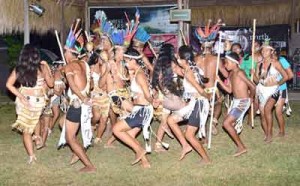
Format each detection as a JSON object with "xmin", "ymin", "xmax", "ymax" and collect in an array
[
  {"xmin": 250, "ymin": 19, "xmax": 256, "ymax": 128},
  {"xmin": 208, "ymin": 31, "xmax": 223, "ymax": 149},
  {"xmin": 55, "ymin": 30, "xmax": 67, "ymax": 64}
]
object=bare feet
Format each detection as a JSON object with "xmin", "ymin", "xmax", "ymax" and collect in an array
[
  {"xmin": 154, "ymin": 142, "xmax": 166, "ymax": 153},
  {"xmin": 162, "ymin": 126, "xmax": 174, "ymax": 139},
  {"xmin": 70, "ymin": 154, "xmax": 80, "ymax": 165},
  {"xmin": 179, "ymin": 145, "xmax": 193, "ymax": 161},
  {"xmin": 233, "ymin": 148, "xmax": 247, "ymax": 157},
  {"xmin": 93, "ymin": 137, "xmax": 102, "ymax": 144},
  {"xmin": 140, "ymin": 156, "xmax": 151, "ymax": 169},
  {"xmin": 33, "ymin": 136, "xmax": 44, "ymax": 150},
  {"xmin": 265, "ymin": 136, "xmax": 272, "ymax": 143},
  {"xmin": 28, "ymin": 155, "xmax": 37, "ymax": 164},
  {"xmin": 79, "ymin": 166, "xmax": 96, "ymax": 173},
  {"xmin": 212, "ymin": 118, "xmax": 218, "ymax": 135},
  {"xmin": 276, "ymin": 132, "xmax": 285, "ymax": 137},
  {"xmin": 132, "ymin": 150, "xmax": 147, "ymax": 165},
  {"xmin": 199, "ymin": 159, "xmax": 211, "ymax": 166}
]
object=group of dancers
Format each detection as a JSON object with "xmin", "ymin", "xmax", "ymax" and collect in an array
[{"xmin": 6, "ymin": 10, "xmax": 294, "ymax": 173}]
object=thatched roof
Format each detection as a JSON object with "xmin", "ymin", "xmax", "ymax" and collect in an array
[
  {"xmin": 0, "ymin": 0, "xmax": 298, "ymax": 35},
  {"xmin": 0, "ymin": 0, "xmax": 83, "ymax": 35},
  {"xmin": 191, "ymin": 2, "xmax": 295, "ymax": 26}
]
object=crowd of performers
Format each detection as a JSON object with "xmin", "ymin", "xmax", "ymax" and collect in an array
[{"xmin": 6, "ymin": 10, "xmax": 294, "ymax": 173}]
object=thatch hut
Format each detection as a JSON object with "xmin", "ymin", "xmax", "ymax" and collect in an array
[
  {"xmin": 0, "ymin": 0, "xmax": 83, "ymax": 35},
  {"xmin": 0, "ymin": 0, "xmax": 299, "ymax": 52}
]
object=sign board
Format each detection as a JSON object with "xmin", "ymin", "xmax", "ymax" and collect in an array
[
  {"xmin": 191, "ymin": 24, "xmax": 290, "ymax": 55},
  {"xmin": 170, "ymin": 9, "xmax": 191, "ymax": 22}
]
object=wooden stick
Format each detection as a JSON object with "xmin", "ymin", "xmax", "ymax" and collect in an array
[
  {"xmin": 55, "ymin": 30, "xmax": 66, "ymax": 64},
  {"xmin": 147, "ymin": 41, "xmax": 158, "ymax": 59},
  {"xmin": 250, "ymin": 19, "xmax": 256, "ymax": 129},
  {"xmin": 180, "ymin": 29, "xmax": 187, "ymax": 45},
  {"xmin": 208, "ymin": 31, "xmax": 223, "ymax": 149}
]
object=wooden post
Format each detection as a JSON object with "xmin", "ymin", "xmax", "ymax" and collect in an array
[
  {"xmin": 24, "ymin": 0, "xmax": 30, "ymax": 44},
  {"xmin": 85, "ymin": 0, "xmax": 89, "ymax": 33},
  {"xmin": 178, "ymin": 0, "xmax": 183, "ymax": 48},
  {"xmin": 184, "ymin": 0, "xmax": 190, "ymax": 45},
  {"xmin": 60, "ymin": 1, "xmax": 65, "ymax": 48}
]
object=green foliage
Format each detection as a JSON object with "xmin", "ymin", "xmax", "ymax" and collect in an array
[{"xmin": 3, "ymin": 35, "xmax": 23, "ymax": 69}]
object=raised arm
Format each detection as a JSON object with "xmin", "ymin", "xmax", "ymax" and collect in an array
[{"xmin": 40, "ymin": 61, "xmax": 54, "ymax": 88}]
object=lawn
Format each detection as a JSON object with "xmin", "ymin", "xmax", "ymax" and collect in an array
[{"xmin": 0, "ymin": 103, "xmax": 299, "ymax": 186}]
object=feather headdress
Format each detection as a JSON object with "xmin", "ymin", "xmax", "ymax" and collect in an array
[
  {"xmin": 124, "ymin": 7, "xmax": 140, "ymax": 47},
  {"xmin": 261, "ymin": 38, "xmax": 274, "ymax": 50},
  {"xmin": 195, "ymin": 19, "xmax": 225, "ymax": 44},
  {"xmin": 133, "ymin": 27, "xmax": 151, "ymax": 44},
  {"xmin": 110, "ymin": 28, "xmax": 126, "ymax": 46},
  {"xmin": 64, "ymin": 19, "xmax": 86, "ymax": 55},
  {"xmin": 92, "ymin": 10, "xmax": 113, "ymax": 37}
]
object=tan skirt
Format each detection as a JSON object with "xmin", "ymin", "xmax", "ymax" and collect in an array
[{"xmin": 12, "ymin": 87, "xmax": 46, "ymax": 134}]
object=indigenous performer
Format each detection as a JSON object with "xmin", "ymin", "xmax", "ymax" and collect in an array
[
  {"xmin": 167, "ymin": 45, "xmax": 211, "ymax": 164},
  {"xmin": 49, "ymin": 60, "xmax": 67, "ymax": 133},
  {"xmin": 132, "ymin": 27, "xmax": 154, "ymax": 76},
  {"xmin": 6, "ymin": 44, "xmax": 54, "ymax": 163},
  {"xmin": 58, "ymin": 20, "xmax": 96, "ymax": 172},
  {"xmin": 253, "ymin": 40, "xmax": 288, "ymax": 143},
  {"xmin": 238, "ymin": 41, "xmax": 262, "ymax": 124},
  {"xmin": 267, "ymin": 48, "xmax": 293, "ymax": 137},
  {"xmin": 88, "ymin": 50, "xmax": 111, "ymax": 144},
  {"xmin": 194, "ymin": 19, "xmax": 224, "ymax": 135},
  {"xmin": 35, "ymin": 86, "xmax": 53, "ymax": 149},
  {"xmin": 105, "ymin": 10, "xmax": 140, "ymax": 147},
  {"xmin": 112, "ymin": 48, "xmax": 153, "ymax": 168},
  {"xmin": 151, "ymin": 43, "xmax": 186, "ymax": 152},
  {"xmin": 216, "ymin": 52, "xmax": 256, "ymax": 156}
]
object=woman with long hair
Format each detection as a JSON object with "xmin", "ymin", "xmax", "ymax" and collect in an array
[
  {"xmin": 152, "ymin": 43, "xmax": 186, "ymax": 152},
  {"xmin": 6, "ymin": 44, "xmax": 54, "ymax": 163},
  {"xmin": 167, "ymin": 45, "xmax": 211, "ymax": 164},
  {"xmin": 112, "ymin": 48, "xmax": 153, "ymax": 168}
]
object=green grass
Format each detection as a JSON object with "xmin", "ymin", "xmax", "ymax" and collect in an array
[{"xmin": 0, "ymin": 103, "xmax": 299, "ymax": 186}]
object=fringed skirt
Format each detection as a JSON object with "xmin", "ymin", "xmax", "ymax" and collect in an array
[
  {"xmin": 12, "ymin": 87, "xmax": 46, "ymax": 134},
  {"xmin": 228, "ymin": 98, "xmax": 251, "ymax": 134},
  {"xmin": 256, "ymin": 83, "xmax": 278, "ymax": 107},
  {"xmin": 108, "ymin": 88, "xmax": 130, "ymax": 116},
  {"xmin": 91, "ymin": 88, "xmax": 110, "ymax": 117}
]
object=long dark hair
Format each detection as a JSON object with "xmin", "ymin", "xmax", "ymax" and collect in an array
[
  {"xmin": 16, "ymin": 44, "xmax": 42, "ymax": 87},
  {"xmin": 178, "ymin": 45, "xmax": 209, "ymax": 85}
]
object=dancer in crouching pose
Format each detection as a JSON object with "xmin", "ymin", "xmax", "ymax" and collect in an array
[
  {"xmin": 6, "ymin": 44, "xmax": 54, "ymax": 163},
  {"xmin": 112, "ymin": 48, "xmax": 153, "ymax": 168},
  {"xmin": 217, "ymin": 52, "xmax": 256, "ymax": 157},
  {"xmin": 167, "ymin": 45, "xmax": 211, "ymax": 164}
]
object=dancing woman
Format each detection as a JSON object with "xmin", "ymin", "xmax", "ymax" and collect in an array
[
  {"xmin": 151, "ymin": 43, "xmax": 186, "ymax": 152},
  {"xmin": 253, "ymin": 41, "xmax": 288, "ymax": 142},
  {"xmin": 6, "ymin": 44, "xmax": 54, "ymax": 163},
  {"xmin": 167, "ymin": 45, "xmax": 211, "ymax": 164},
  {"xmin": 112, "ymin": 48, "xmax": 153, "ymax": 168}
]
